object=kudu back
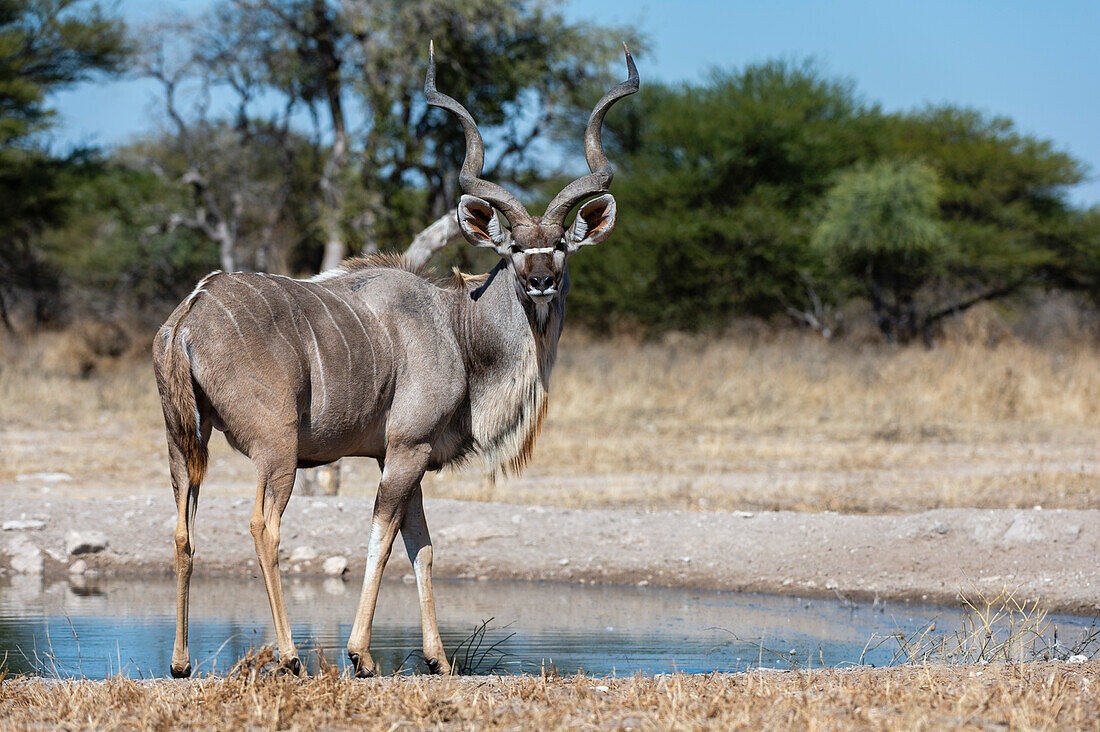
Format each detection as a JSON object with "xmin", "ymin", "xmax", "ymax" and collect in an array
[{"xmin": 153, "ymin": 42, "xmax": 638, "ymax": 678}]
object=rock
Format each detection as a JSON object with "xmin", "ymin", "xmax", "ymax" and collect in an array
[
  {"xmin": 290, "ymin": 546, "xmax": 318, "ymax": 562},
  {"xmin": 2, "ymin": 520, "xmax": 45, "ymax": 531},
  {"xmin": 323, "ymin": 555, "xmax": 348, "ymax": 576},
  {"xmin": 69, "ymin": 559, "xmax": 87, "ymax": 575},
  {"xmin": 65, "ymin": 531, "xmax": 108, "ymax": 555},
  {"xmin": 1060, "ymin": 524, "xmax": 1082, "ymax": 543},
  {"xmin": 1002, "ymin": 514, "xmax": 1044, "ymax": 544},
  {"xmin": 15, "ymin": 472, "xmax": 72, "ymax": 484},
  {"xmin": 8, "ymin": 537, "xmax": 43, "ymax": 574},
  {"xmin": 435, "ymin": 523, "xmax": 513, "ymax": 544},
  {"xmin": 323, "ymin": 578, "xmax": 347, "ymax": 595}
]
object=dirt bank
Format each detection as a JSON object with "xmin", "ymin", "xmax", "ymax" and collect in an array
[{"xmin": 1, "ymin": 496, "xmax": 1097, "ymax": 615}]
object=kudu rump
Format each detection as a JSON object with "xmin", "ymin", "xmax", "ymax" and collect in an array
[{"xmin": 153, "ymin": 43, "xmax": 638, "ymax": 678}]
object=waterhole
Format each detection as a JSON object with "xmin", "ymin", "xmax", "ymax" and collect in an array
[{"xmin": 0, "ymin": 575, "xmax": 1094, "ymax": 678}]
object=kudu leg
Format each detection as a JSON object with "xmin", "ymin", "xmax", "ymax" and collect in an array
[
  {"xmin": 250, "ymin": 457, "xmax": 301, "ymax": 675},
  {"xmin": 347, "ymin": 443, "xmax": 431, "ymax": 677},
  {"xmin": 169, "ymin": 443, "xmax": 199, "ymax": 678},
  {"xmin": 401, "ymin": 485, "xmax": 450, "ymax": 674}
]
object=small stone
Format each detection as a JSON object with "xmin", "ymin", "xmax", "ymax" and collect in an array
[
  {"xmin": 2, "ymin": 520, "xmax": 45, "ymax": 531},
  {"xmin": 65, "ymin": 531, "xmax": 108, "ymax": 556},
  {"xmin": 322, "ymin": 555, "xmax": 348, "ymax": 576},
  {"xmin": 290, "ymin": 546, "xmax": 317, "ymax": 562},
  {"xmin": 558, "ymin": 558, "xmax": 570, "ymax": 566},
  {"xmin": 69, "ymin": 559, "xmax": 87, "ymax": 575},
  {"xmin": 8, "ymin": 537, "xmax": 43, "ymax": 574},
  {"xmin": 637, "ymin": 580, "xmax": 649, "ymax": 587},
  {"xmin": 16, "ymin": 472, "xmax": 72, "ymax": 484},
  {"xmin": 1003, "ymin": 515, "xmax": 1044, "ymax": 544}
]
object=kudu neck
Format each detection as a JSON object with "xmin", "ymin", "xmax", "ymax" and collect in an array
[{"xmin": 455, "ymin": 260, "xmax": 567, "ymax": 385}]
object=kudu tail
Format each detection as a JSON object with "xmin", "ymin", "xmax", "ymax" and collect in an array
[{"xmin": 158, "ymin": 330, "xmax": 208, "ymax": 489}]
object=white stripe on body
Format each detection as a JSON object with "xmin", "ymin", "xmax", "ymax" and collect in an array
[
  {"xmin": 259, "ymin": 275, "xmax": 308, "ymax": 349},
  {"xmin": 334, "ymin": 296, "xmax": 378, "ymax": 392},
  {"xmin": 300, "ymin": 286, "xmax": 353, "ymax": 370},
  {"xmin": 303, "ymin": 317, "xmax": 328, "ymax": 418},
  {"xmin": 236, "ymin": 276, "xmax": 305, "ymax": 380},
  {"xmin": 182, "ymin": 270, "xmax": 223, "ymax": 311},
  {"xmin": 360, "ymin": 301, "xmax": 395, "ymax": 362},
  {"xmin": 206, "ymin": 294, "xmax": 279, "ymax": 403}
]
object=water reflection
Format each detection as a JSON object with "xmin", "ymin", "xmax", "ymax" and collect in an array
[{"xmin": 0, "ymin": 574, "xmax": 1093, "ymax": 679}]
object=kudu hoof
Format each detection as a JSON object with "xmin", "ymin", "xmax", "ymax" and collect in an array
[
  {"xmin": 170, "ymin": 662, "xmax": 192, "ymax": 679},
  {"xmin": 348, "ymin": 652, "xmax": 375, "ymax": 678},
  {"xmin": 426, "ymin": 658, "xmax": 451, "ymax": 676},
  {"xmin": 277, "ymin": 657, "xmax": 303, "ymax": 677}
]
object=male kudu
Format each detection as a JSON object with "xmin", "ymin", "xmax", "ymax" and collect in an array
[{"xmin": 152, "ymin": 42, "xmax": 638, "ymax": 678}]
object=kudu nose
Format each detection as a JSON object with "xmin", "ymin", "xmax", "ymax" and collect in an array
[{"xmin": 527, "ymin": 274, "xmax": 554, "ymax": 292}]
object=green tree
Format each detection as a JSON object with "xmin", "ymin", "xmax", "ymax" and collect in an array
[
  {"xmin": 0, "ymin": 0, "xmax": 128, "ymax": 327},
  {"xmin": 564, "ymin": 64, "xmax": 1095, "ymax": 337},
  {"xmin": 885, "ymin": 107, "xmax": 1085, "ymax": 302},
  {"xmin": 565, "ymin": 62, "xmax": 884, "ymax": 330},
  {"xmin": 811, "ymin": 159, "xmax": 949, "ymax": 342}
]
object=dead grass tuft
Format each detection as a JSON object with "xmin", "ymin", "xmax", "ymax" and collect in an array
[{"xmin": 0, "ymin": 663, "xmax": 1096, "ymax": 730}]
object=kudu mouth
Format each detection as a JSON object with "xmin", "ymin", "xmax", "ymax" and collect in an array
[{"xmin": 424, "ymin": 38, "xmax": 639, "ymax": 249}]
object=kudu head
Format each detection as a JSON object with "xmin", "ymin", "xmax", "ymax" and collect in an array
[{"xmin": 425, "ymin": 41, "xmax": 638, "ymax": 310}]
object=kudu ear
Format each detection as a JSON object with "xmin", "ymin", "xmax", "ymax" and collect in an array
[
  {"xmin": 457, "ymin": 195, "xmax": 509, "ymax": 253},
  {"xmin": 566, "ymin": 194, "xmax": 617, "ymax": 252}
]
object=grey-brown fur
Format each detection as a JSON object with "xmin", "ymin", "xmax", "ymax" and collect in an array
[{"xmin": 152, "ymin": 45, "xmax": 636, "ymax": 679}]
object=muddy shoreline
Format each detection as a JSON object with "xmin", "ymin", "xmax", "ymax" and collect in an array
[{"xmin": 2, "ymin": 496, "xmax": 1098, "ymax": 615}]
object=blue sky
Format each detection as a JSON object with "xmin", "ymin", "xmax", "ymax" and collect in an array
[{"xmin": 51, "ymin": 0, "xmax": 1100, "ymax": 206}]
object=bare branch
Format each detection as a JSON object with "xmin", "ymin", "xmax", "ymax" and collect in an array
[{"xmin": 403, "ymin": 209, "xmax": 462, "ymax": 270}]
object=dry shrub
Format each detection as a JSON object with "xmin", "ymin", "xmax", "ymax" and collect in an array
[
  {"xmin": 860, "ymin": 586, "xmax": 1099, "ymax": 667},
  {"xmin": 14, "ymin": 320, "xmax": 137, "ymax": 379},
  {"xmin": 3, "ymin": 324, "xmax": 1100, "ymax": 512}
]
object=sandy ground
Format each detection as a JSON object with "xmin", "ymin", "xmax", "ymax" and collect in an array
[{"xmin": 2, "ymin": 493, "xmax": 1098, "ymax": 615}]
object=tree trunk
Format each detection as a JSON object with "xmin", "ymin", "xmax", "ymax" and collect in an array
[
  {"xmin": 296, "ymin": 463, "xmax": 340, "ymax": 496},
  {"xmin": 314, "ymin": 0, "xmax": 349, "ymax": 273},
  {"xmin": 216, "ymin": 221, "xmax": 237, "ymax": 272}
]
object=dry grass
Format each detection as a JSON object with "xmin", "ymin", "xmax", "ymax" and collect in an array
[
  {"xmin": 0, "ymin": 662, "xmax": 1097, "ymax": 730},
  {"xmin": 2, "ymin": 322, "xmax": 1099, "ymax": 512}
]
